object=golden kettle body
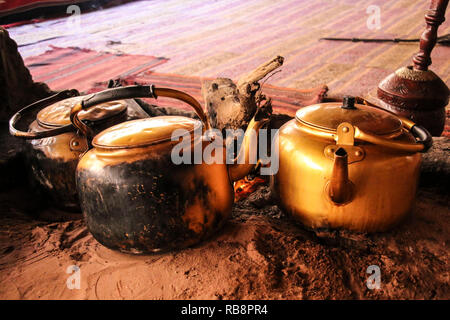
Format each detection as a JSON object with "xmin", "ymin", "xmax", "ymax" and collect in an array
[{"xmin": 271, "ymin": 97, "xmax": 432, "ymax": 232}]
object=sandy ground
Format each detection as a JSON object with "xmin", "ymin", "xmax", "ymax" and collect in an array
[{"xmin": 0, "ymin": 134, "xmax": 448, "ymax": 299}]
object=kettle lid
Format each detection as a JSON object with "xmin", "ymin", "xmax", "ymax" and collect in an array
[
  {"xmin": 37, "ymin": 96, "xmax": 128, "ymax": 127},
  {"xmin": 92, "ymin": 116, "xmax": 201, "ymax": 149},
  {"xmin": 295, "ymin": 97, "xmax": 402, "ymax": 136}
]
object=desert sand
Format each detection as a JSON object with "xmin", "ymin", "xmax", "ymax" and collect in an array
[{"xmin": 0, "ymin": 131, "xmax": 448, "ymax": 300}]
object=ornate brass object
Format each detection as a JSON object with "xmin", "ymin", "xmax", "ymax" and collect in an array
[
  {"xmin": 271, "ymin": 96, "xmax": 432, "ymax": 232},
  {"xmin": 374, "ymin": 0, "xmax": 449, "ymax": 136},
  {"xmin": 70, "ymin": 85, "xmax": 269, "ymax": 254},
  {"xmin": 9, "ymin": 90, "xmax": 134, "ymax": 211}
]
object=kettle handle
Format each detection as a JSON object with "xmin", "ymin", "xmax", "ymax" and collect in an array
[
  {"xmin": 70, "ymin": 85, "xmax": 210, "ymax": 138},
  {"xmin": 355, "ymin": 97, "xmax": 433, "ymax": 153},
  {"xmin": 9, "ymin": 89, "xmax": 80, "ymax": 139},
  {"xmin": 354, "ymin": 124, "xmax": 432, "ymax": 153}
]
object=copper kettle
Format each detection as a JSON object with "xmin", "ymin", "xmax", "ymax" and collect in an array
[
  {"xmin": 9, "ymin": 90, "xmax": 137, "ymax": 211},
  {"xmin": 271, "ymin": 96, "xmax": 432, "ymax": 232},
  {"xmin": 70, "ymin": 85, "xmax": 270, "ymax": 253}
]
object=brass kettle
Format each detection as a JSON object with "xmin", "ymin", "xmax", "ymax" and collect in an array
[
  {"xmin": 70, "ymin": 85, "xmax": 269, "ymax": 253},
  {"xmin": 271, "ymin": 96, "xmax": 432, "ymax": 232},
  {"xmin": 9, "ymin": 90, "xmax": 136, "ymax": 211}
]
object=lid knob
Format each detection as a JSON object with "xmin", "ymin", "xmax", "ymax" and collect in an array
[{"xmin": 342, "ymin": 96, "xmax": 356, "ymax": 110}]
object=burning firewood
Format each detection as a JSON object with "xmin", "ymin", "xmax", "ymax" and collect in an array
[{"xmin": 201, "ymin": 56, "xmax": 286, "ymax": 200}]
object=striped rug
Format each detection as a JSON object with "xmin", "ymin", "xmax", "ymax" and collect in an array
[
  {"xmin": 23, "ymin": 45, "xmax": 449, "ymax": 137},
  {"xmin": 9, "ymin": 0, "xmax": 450, "ymax": 99},
  {"xmin": 24, "ymin": 46, "xmax": 328, "ymax": 115},
  {"xmin": 24, "ymin": 46, "xmax": 168, "ymax": 92},
  {"xmin": 12, "ymin": 0, "xmax": 450, "ymax": 135},
  {"xmin": 0, "ymin": 1, "xmax": 89, "ymax": 17}
]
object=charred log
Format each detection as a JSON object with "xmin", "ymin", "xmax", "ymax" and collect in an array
[{"xmin": 202, "ymin": 56, "xmax": 284, "ymax": 131}]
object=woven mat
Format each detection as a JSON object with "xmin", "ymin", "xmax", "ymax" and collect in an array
[
  {"xmin": 24, "ymin": 46, "xmax": 448, "ymax": 135},
  {"xmin": 25, "ymin": 46, "xmax": 328, "ymax": 115},
  {"xmin": 24, "ymin": 46, "xmax": 169, "ymax": 92}
]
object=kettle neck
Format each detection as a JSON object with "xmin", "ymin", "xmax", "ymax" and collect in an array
[{"xmin": 228, "ymin": 116, "xmax": 269, "ymax": 182}]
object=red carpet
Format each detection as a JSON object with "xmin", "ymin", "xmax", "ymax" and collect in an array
[
  {"xmin": 24, "ymin": 46, "xmax": 448, "ymax": 136},
  {"xmin": 25, "ymin": 47, "xmax": 328, "ymax": 115},
  {"xmin": 24, "ymin": 46, "xmax": 169, "ymax": 92},
  {"xmin": 0, "ymin": 1, "xmax": 87, "ymax": 16}
]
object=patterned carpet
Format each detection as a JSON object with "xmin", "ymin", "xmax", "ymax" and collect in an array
[
  {"xmin": 8, "ymin": 0, "xmax": 449, "ymax": 98},
  {"xmin": 24, "ymin": 46, "xmax": 328, "ymax": 114},
  {"xmin": 22, "ymin": 45, "xmax": 450, "ymax": 136},
  {"xmin": 7, "ymin": 0, "xmax": 450, "ymax": 135},
  {"xmin": 24, "ymin": 46, "xmax": 168, "ymax": 91},
  {"xmin": 0, "ymin": 1, "xmax": 88, "ymax": 16}
]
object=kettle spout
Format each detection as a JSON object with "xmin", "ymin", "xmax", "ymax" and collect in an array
[
  {"xmin": 228, "ymin": 106, "xmax": 271, "ymax": 182},
  {"xmin": 329, "ymin": 147, "xmax": 353, "ymax": 204}
]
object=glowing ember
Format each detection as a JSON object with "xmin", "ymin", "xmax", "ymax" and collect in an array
[{"xmin": 234, "ymin": 176, "xmax": 266, "ymax": 201}]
